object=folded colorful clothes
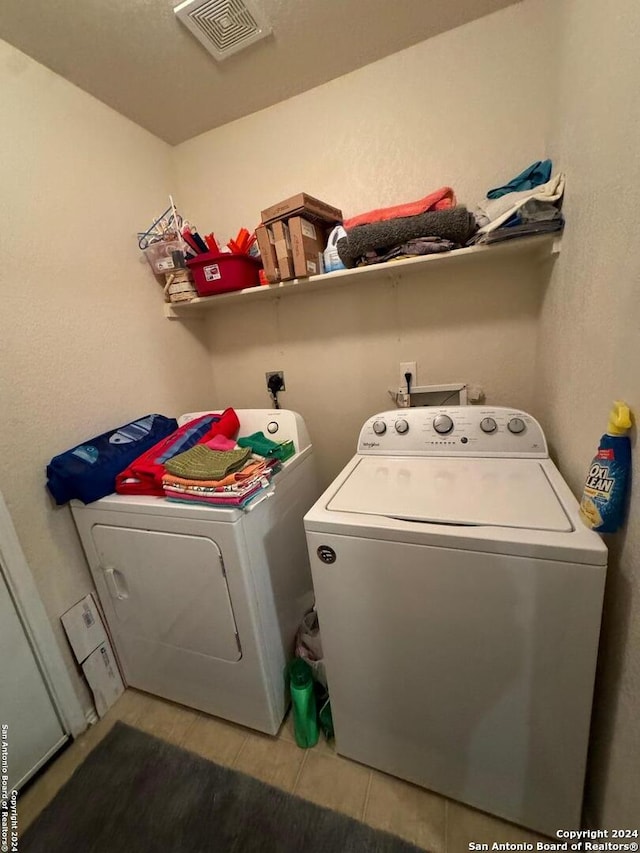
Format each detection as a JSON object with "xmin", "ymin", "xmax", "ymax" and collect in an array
[
  {"xmin": 165, "ymin": 481, "xmax": 268, "ymax": 508},
  {"xmin": 337, "ymin": 206, "xmax": 477, "ymax": 268},
  {"xmin": 165, "ymin": 445, "xmax": 251, "ymax": 481},
  {"xmin": 162, "ymin": 449, "xmax": 280, "ymax": 508},
  {"xmin": 164, "ymin": 475, "xmax": 268, "ymax": 498},
  {"xmin": 166, "ymin": 493, "xmax": 261, "ymax": 509},
  {"xmin": 115, "ymin": 408, "xmax": 240, "ymax": 496},
  {"xmin": 343, "ymin": 187, "xmax": 456, "ymax": 229},
  {"xmin": 162, "ymin": 459, "xmax": 271, "ymax": 490}
]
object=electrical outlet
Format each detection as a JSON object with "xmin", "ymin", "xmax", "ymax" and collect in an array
[
  {"xmin": 399, "ymin": 362, "xmax": 417, "ymax": 390},
  {"xmin": 265, "ymin": 371, "xmax": 285, "ymax": 392}
]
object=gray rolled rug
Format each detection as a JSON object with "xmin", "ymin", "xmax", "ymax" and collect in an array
[
  {"xmin": 21, "ymin": 722, "xmax": 425, "ymax": 853},
  {"xmin": 337, "ymin": 205, "xmax": 477, "ymax": 267}
]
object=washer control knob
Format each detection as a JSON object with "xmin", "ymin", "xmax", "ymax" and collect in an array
[
  {"xmin": 372, "ymin": 420, "xmax": 387, "ymax": 435},
  {"xmin": 433, "ymin": 414, "xmax": 454, "ymax": 435},
  {"xmin": 266, "ymin": 421, "xmax": 279, "ymax": 434},
  {"xmin": 508, "ymin": 417, "xmax": 526, "ymax": 434},
  {"xmin": 480, "ymin": 417, "xmax": 497, "ymax": 434},
  {"xmin": 395, "ymin": 419, "xmax": 409, "ymax": 434}
]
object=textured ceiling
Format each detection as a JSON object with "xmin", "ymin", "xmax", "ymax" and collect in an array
[{"xmin": 0, "ymin": 0, "xmax": 522, "ymax": 145}]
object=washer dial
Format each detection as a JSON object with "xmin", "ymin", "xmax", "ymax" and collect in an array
[
  {"xmin": 508, "ymin": 417, "xmax": 526, "ymax": 434},
  {"xmin": 395, "ymin": 419, "xmax": 409, "ymax": 434},
  {"xmin": 433, "ymin": 414, "xmax": 454, "ymax": 435},
  {"xmin": 372, "ymin": 420, "xmax": 387, "ymax": 435},
  {"xmin": 480, "ymin": 417, "xmax": 497, "ymax": 434}
]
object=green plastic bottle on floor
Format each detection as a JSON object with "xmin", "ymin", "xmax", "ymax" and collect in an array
[{"xmin": 288, "ymin": 659, "xmax": 319, "ymax": 748}]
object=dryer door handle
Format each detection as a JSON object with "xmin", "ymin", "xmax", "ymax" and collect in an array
[{"xmin": 103, "ymin": 566, "xmax": 128, "ymax": 601}]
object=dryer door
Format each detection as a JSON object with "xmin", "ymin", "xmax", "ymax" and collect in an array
[{"xmin": 91, "ymin": 526, "xmax": 242, "ymax": 670}]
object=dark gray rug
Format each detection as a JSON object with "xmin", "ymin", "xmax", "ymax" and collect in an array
[{"xmin": 22, "ymin": 722, "xmax": 424, "ymax": 852}]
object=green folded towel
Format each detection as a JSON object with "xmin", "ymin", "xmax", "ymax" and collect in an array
[
  {"xmin": 165, "ymin": 446, "xmax": 251, "ymax": 481},
  {"xmin": 237, "ymin": 432, "xmax": 295, "ymax": 462},
  {"xmin": 276, "ymin": 440, "xmax": 295, "ymax": 462}
]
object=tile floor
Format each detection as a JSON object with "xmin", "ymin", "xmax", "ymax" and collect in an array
[{"xmin": 18, "ymin": 689, "xmax": 550, "ymax": 851}]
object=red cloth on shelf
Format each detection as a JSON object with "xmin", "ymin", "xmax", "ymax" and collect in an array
[
  {"xmin": 343, "ymin": 187, "xmax": 456, "ymax": 230},
  {"xmin": 115, "ymin": 408, "xmax": 240, "ymax": 496}
]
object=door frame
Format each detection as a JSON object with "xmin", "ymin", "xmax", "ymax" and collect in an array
[{"xmin": 0, "ymin": 491, "xmax": 86, "ymax": 737}]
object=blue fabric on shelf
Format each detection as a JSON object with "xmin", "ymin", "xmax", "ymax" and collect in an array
[
  {"xmin": 502, "ymin": 213, "xmax": 521, "ymax": 228},
  {"xmin": 487, "ymin": 160, "xmax": 552, "ymax": 199}
]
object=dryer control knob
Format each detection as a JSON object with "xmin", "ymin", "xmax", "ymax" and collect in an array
[
  {"xmin": 480, "ymin": 417, "xmax": 497, "ymax": 434},
  {"xmin": 508, "ymin": 417, "xmax": 526, "ymax": 434},
  {"xmin": 267, "ymin": 421, "xmax": 279, "ymax": 434},
  {"xmin": 372, "ymin": 420, "xmax": 387, "ymax": 435},
  {"xmin": 395, "ymin": 419, "xmax": 409, "ymax": 434},
  {"xmin": 433, "ymin": 414, "xmax": 454, "ymax": 435}
]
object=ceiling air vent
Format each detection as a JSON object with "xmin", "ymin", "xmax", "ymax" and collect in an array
[{"xmin": 174, "ymin": 0, "xmax": 271, "ymax": 61}]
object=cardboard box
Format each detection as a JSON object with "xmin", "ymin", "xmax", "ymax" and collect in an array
[
  {"xmin": 61, "ymin": 594, "xmax": 108, "ymax": 664},
  {"xmin": 261, "ymin": 193, "xmax": 343, "ymax": 227},
  {"xmin": 61, "ymin": 594, "xmax": 125, "ymax": 717},
  {"xmin": 289, "ymin": 216, "xmax": 325, "ymax": 278},
  {"xmin": 271, "ymin": 220, "xmax": 295, "ymax": 280},
  {"xmin": 82, "ymin": 640, "xmax": 125, "ymax": 718},
  {"xmin": 255, "ymin": 224, "xmax": 280, "ymax": 283}
]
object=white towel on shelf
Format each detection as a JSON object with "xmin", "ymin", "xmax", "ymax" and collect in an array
[{"xmin": 474, "ymin": 172, "xmax": 566, "ymax": 236}]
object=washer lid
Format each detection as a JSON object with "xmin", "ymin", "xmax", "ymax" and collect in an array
[{"xmin": 326, "ymin": 457, "xmax": 573, "ymax": 532}]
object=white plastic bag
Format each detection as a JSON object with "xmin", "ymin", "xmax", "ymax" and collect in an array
[{"xmin": 295, "ymin": 609, "xmax": 327, "ymax": 687}]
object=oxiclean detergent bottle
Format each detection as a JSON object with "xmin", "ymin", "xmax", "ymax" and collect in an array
[{"xmin": 579, "ymin": 402, "xmax": 632, "ymax": 533}]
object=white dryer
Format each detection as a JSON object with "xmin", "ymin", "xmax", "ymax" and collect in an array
[
  {"xmin": 72, "ymin": 409, "xmax": 317, "ymax": 735},
  {"xmin": 304, "ymin": 406, "xmax": 607, "ymax": 835}
]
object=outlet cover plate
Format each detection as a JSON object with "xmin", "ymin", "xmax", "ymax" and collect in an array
[
  {"xmin": 265, "ymin": 371, "xmax": 285, "ymax": 391},
  {"xmin": 399, "ymin": 362, "xmax": 417, "ymax": 390}
]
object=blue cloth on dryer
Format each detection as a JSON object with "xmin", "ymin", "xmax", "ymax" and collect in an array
[{"xmin": 46, "ymin": 414, "xmax": 177, "ymax": 505}]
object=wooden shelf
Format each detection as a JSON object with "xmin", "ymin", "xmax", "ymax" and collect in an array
[{"xmin": 164, "ymin": 233, "xmax": 561, "ymax": 319}]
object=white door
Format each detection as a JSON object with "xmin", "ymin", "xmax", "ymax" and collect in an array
[{"xmin": 0, "ymin": 566, "xmax": 67, "ymax": 789}]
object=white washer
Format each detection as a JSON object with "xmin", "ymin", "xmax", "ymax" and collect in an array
[
  {"xmin": 304, "ymin": 406, "xmax": 607, "ymax": 835},
  {"xmin": 72, "ymin": 409, "xmax": 317, "ymax": 735}
]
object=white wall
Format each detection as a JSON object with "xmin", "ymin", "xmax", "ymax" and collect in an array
[
  {"xmin": 537, "ymin": 0, "xmax": 640, "ymax": 827},
  {"xmin": 0, "ymin": 40, "xmax": 211, "ymax": 713},
  {"xmin": 174, "ymin": 0, "xmax": 559, "ymax": 485},
  {"xmin": 204, "ymin": 257, "xmax": 546, "ymax": 488}
]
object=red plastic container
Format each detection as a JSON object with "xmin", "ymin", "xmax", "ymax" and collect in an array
[{"xmin": 187, "ymin": 252, "xmax": 261, "ymax": 297}]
